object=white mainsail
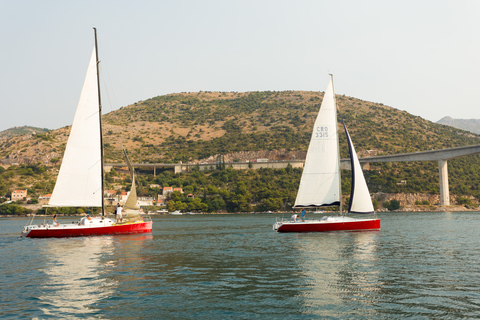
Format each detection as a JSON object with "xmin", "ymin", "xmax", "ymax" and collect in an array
[
  {"xmin": 48, "ymin": 47, "xmax": 102, "ymax": 207},
  {"xmin": 294, "ymin": 79, "xmax": 341, "ymax": 208}
]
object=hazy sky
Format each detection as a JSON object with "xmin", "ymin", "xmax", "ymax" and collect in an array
[{"xmin": 1, "ymin": 0, "xmax": 479, "ymax": 132}]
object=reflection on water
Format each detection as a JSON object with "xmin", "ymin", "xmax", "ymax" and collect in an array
[
  {"xmin": 4, "ymin": 213, "xmax": 480, "ymax": 319},
  {"xmin": 294, "ymin": 231, "xmax": 382, "ymax": 318},
  {"xmin": 39, "ymin": 237, "xmax": 115, "ymax": 317},
  {"xmin": 37, "ymin": 233, "xmax": 154, "ymax": 318},
  {"xmin": 119, "ymin": 218, "xmax": 308, "ymax": 319}
]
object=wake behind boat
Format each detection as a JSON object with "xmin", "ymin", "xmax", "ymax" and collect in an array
[
  {"xmin": 22, "ymin": 28, "xmax": 152, "ymax": 238},
  {"xmin": 274, "ymin": 75, "xmax": 380, "ymax": 233}
]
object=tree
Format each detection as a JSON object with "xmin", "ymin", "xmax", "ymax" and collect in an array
[
  {"xmin": 175, "ymin": 201, "xmax": 188, "ymax": 211},
  {"xmin": 384, "ymin": 199, "xmax": 400, "ymax": 211},
  {"xmin": 167, "ymin": 200, "xmax": 176, "ymax": 212},
  {"xmin": 0, "ymin": 203, "xmax": 32, "ymax": 215},
  {"xmin": 183, "ymin": 185, "xmax": 194, "ymax": 194},
  {"xmin": 209, "ymin": 197, "xmax": 226, "ymax": 212},
  {"xmin": 187, "ymin": 197, "xmax": 203, "ymax": 211},
  {"xmin": 258, "ymin": 198, "xmax": 283, "ymax": 211},
  {"xmin": 171, "ymin": 191, "xmax": 184, "ymax": 202},
  {"xmin": 389, "ymin": 199, "xmax": 401, "ymax": 210}
]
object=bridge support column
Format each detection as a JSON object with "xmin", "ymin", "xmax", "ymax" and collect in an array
[{"xmin": 438, "ymin": 159, "xmax": 450, "ymax": 206}]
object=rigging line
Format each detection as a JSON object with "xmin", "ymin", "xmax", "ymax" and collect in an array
[{"xmin": 98, "ymin": 63, "xmax": 117, "ymax": 114}]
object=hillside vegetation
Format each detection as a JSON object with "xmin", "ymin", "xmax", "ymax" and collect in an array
[
  {"xmin": 0, "ymin": 126, "xmax": 49, "ymax": 140},
  {"xmin": 102, "ymin": 91, "xmax": 480, "ymax": 163},
  {"xmin": 1, "ymin": 91, "xmax": 480, "ymax": 212}
]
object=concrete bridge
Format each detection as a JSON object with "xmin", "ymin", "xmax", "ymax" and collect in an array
[
  {"xmin": 353, "ymin": 144, "xmax": 480, "ymax": 206},
  {"xmin": 105, "ymin": 144, "xmax": 480, "ymax": 207},
  {"xmin": 105, "ymin": 160, "xmax": 306, "ymax": 175}
]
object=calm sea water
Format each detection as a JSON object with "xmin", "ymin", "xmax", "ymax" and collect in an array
[{"xmin": 1, "ymin": 212, "xmax": 480, "ymax": 319}]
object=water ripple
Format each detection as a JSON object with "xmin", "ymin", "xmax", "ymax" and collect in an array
[{"xmin": 2, "ymin": 213, "xmax": 480, "ymax": 319}]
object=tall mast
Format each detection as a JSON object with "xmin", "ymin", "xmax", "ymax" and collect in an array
[
  {"xmin": 93, "ymin": 27, "xmax": 105, "ymax": 217},
  {"xmin": 329, "ymin": 73, "xmax": 343, "ymax": 215}
]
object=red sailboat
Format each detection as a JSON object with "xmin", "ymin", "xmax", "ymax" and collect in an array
[
  {"xmin": 273, "ymin": 75, "xmax": 379, "ymax": 232},
  {"xmin": 22, "ymin": 29, "xmax": 152, "ymax": 238}
]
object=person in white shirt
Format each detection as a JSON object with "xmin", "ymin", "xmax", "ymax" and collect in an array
[{"xmin": 116, "ymin": 204, "xmax": 123, "ymax": 223}]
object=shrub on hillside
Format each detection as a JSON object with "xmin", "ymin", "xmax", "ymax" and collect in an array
[
  {"xmin": 0, "ymin": 203, "xmax": 32, "ymax": 215},
  {"xmin": 383, "ymin": 199, "xmax": 401, "ymax": 211}
]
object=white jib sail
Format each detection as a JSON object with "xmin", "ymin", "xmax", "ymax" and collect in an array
[
  {"xmin": 48, "ymin": 47, "xmax": 102, "ymax": 207},
  {"xmin": 294, "ymin": 79, "xmax": 341, "ymax": 207},
  {"xmin": 123, "ymin": 147, "xmax": 139, "ymax": 210},
  {"xmin": 124, "ymin": 175, "xmax": 139, "ymax": 210},
  {"xmin": 344, "ymin": 125, "xmax": 374, "ymax": 213}
]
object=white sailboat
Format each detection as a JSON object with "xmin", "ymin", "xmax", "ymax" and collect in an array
[
  {"xmin": 273, "ymin": 75, "xmax": 380, "ymax": 232},
  {"xmin": 22, "ymin": 28, "xmax": 152, "ymax": 238}
]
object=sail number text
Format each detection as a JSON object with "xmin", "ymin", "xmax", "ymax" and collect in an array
[{"xmin": 315, "ymin": 126, "xmax": 328, "ymax": 138}]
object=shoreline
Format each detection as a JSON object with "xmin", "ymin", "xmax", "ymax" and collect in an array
[{"xmin": 2, "ymin": 205, "xmax": 479, "ymax": 218}]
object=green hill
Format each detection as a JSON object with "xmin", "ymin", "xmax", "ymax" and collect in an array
[
  {"xmin": 102, "ymin": 91, "xmax": 480, "ymax": 162},
  {"xmin": 1, "ymin": 91, "xmax": 480, "ymax": 212}
]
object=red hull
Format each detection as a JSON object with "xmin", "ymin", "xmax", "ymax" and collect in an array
[
  {"xmin": 24, "ymin": 221, "xmax": 152, "ymax": 238},
  {"xmin": 277, "ymin": 219, "xmax": 380, "ymax": 233}
]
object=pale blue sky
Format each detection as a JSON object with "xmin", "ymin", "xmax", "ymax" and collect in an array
[{"xmin": 1, "ymin": 0, "xmax": 479, "ymax": 132}]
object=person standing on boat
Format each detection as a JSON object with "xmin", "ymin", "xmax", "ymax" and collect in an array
[
  {"xmin": 116, "ymin": 204, "xmax": 123, "ymax": 223},
  {"xmin": 291, "ymin": 213, "xmax": 298, "ymax": 222},
  {"xmin": 301, "ymin": 209, "xmax": 306, "ymax": 222}
]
